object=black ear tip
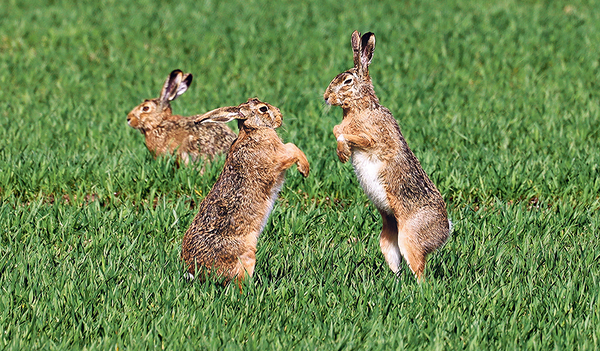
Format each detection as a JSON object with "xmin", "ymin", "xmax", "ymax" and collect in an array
[
  {"xmin": 169, "ymin": 69, "xmax": 182, "ymax": 81},
  {"xmin": 361, "ymin": 32, "xmax": 375, "ymax": 47}
]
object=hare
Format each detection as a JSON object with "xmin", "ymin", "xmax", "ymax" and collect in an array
[
  {"xmin": 324, "ymin": 31, "xmax": 450, "ymax": 280},
  {"xmin": 181, "ymin": 98, "xmax": 310, "ymax": 285},
  {"xmin": 127, "ymin": 69, "xmax": 236, "ymax": 165}
]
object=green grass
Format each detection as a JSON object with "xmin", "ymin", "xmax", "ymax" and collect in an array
[{"xmin": 1, "ymin": 0, "xmax": 599, "ymax": 349}]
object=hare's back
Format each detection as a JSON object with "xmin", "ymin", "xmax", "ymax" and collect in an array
[{"xmin": 188, "ymin": 121, "xmax": 236, "ymax": 156}]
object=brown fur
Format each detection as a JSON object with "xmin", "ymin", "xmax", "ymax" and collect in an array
[
  {"xmin": 324, "ymin": 31, "xmax": 449, "ymax": 280},
  {"xmin": 127, "ymin": 69, "xmax": 236, "ymax": 165},
  {"xmin": 180, "ymin": 98, "xmax": 310, "ymax": 286}
]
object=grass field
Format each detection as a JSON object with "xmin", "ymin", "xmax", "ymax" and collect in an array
[{"xmin": 1, "ymin": 0, "xmax": 600, "ymax": 349}]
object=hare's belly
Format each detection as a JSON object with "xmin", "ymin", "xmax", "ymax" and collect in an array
[
  {"xmin": 352, "ymin": 151, "xmax": 392, "ymax": 214},
  {"xmin": 258, "ymin": 176, "xmax": 285, "ymax": 233}
]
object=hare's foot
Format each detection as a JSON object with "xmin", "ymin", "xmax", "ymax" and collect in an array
[
  {"xmin": 336, "ymin": 136, "xmax": 351, "ymax": 163},
  {"xmin": 379, "ymin": 213, "xmax": 401, "ymax": 274}
]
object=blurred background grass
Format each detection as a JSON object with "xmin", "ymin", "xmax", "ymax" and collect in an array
[{"xmin": 1, "ymin": 0, "xmax": 599, "ymax": 349}]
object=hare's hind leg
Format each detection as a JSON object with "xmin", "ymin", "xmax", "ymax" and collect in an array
[
  {"xmin": 399, "ymin": 210, "xmax": 450, "ymax": 281},
  {"xmin": 237, "ymin": 249, "xmax": 256, "ymax": 278},
  {"xmin": 379, "ymin": 211, "xmax": 402, "ymax": 274},
  {"xmin": 231, "ymin": 250, "xmax": 256, "ymax": 292},
  {"xmin": 233, "ymin": 231, "xmax": 260, "ymax": 284},
  {"xmin": 397, "ymin": 218, "xmax": 428, "ymax": 281}
]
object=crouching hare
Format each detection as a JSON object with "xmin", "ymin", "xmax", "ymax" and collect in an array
[
  {"xmin": 127, "ymin": 69, "xmax": 236, "ymax": 165},
  {"xmin": 181, "ymin": 98, "xmax": 310, "ymax": 285},
  {"xmin": 324, "ymin": 31, "xmax": 450, "ymax": 280}
]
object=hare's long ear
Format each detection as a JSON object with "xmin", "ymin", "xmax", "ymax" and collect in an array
[
  {"xmin": 196, "ymin": 106, "xmax": 241, "ymax": 124},
  {"xmin": 359, "ymin": 32, "xmax": 375, "ymax": 77},
  {"xmin": 159, "ymin": 69, "xmax": 188, "ymax": 105},
  {"xmin": 351, "ymin": 30, "xmax": 362, "ymax": 69},
  {"xmin": 175, "ymin": 73, "xmax": 193, "ymax": 98}
]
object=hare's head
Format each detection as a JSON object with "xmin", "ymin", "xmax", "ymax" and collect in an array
[
  {"xmin": 238, "ymin": 98, "xmax": 283, "ymax": 129},
  {"xmin": 127, "ymin": 69, "xmax": 193, "ymax": 130},
  {"xmin": 324, "ymin": 31, "xmax": 378, "ymax": 109},
  {"xmin": 200, "ymin": 98, "xmax": 283, "ymax": 130}
]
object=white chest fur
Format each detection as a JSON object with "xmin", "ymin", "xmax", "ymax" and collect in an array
[
  {"xmin": 351, "ymin": 151, "xmax": 392, "ymax": 214},
  {"xmin": 259, "ymin": 175, "xmax": 285, "ymax": 234}
]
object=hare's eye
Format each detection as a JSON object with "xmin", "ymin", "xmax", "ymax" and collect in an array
[
  {"xmin": 259, "ymin": 106, "xmax": 268, "ymax": 113},
  {"xmin": 343, "ymin": 78, "xmax": 353, "ymax": 85},
  {"xmin": 142, "ymin": 106, "xmax": 150, "ymax": 112}
]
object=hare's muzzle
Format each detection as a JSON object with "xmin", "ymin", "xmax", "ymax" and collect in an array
[
  {"xmin": 323, "ymin": 90, "xmax": 332, "ymax": 105},
  {"xmin": 126, "ymin": 113, "xmax": 138, "ymax": 128}
]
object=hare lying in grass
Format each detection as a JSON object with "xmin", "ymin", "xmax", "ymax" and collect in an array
[
  {"xmin": 181, "ymin": 98, "xmax": 310, "ymax": 285},
  {"xmin": 127, "ymin": 69, "xmax": 236, "ymax": 165},
  {"xmin": 324, "ymin": 31, "xmax": 450, "ymax": 280}
]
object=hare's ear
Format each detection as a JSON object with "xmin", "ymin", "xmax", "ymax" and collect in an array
[
  {"xmin": 359, "ymin": 32, "xmax": 375, "ymax": 76},
  {"xmin": 175, "ymin": 73, "xmax": 193, "ymax": 98},
  {"xmin": 197, "ymin": 106, "xmax": 241, "ymax": 124},
  {"xmin": 159, "ymin": 69, "xmax": 186, "ymax": 104},
  {"xmin": 361, "ymin": 32, "xmax": 375, "ymax": 66},
  {"xmin": 351, "ymin": 30, "xmax": 362, "ymax": 69}
]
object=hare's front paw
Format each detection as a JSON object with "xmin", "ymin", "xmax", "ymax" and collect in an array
[
  {"xmin": 333, "ymin": 124, "xmax": 344, "ymax": 138},
  {"xmin": 336, "ymin": 136, "xmax": 351, "ymax": 163},
  {"xmin": 297, "ymin": 161, "xmax": 310, "ymax": 177}
]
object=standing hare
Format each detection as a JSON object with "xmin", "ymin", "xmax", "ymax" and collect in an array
[
  {"xmin": 127, "ymin": 69, "xmax": 236, "ymax": 165},
  {"xmin": 181, "ymin": 98, "xmax": 310, "ymax": 285},
  {"xmin": 324, "ymin": 31, "xmax": 450, "ymax": 280}
]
